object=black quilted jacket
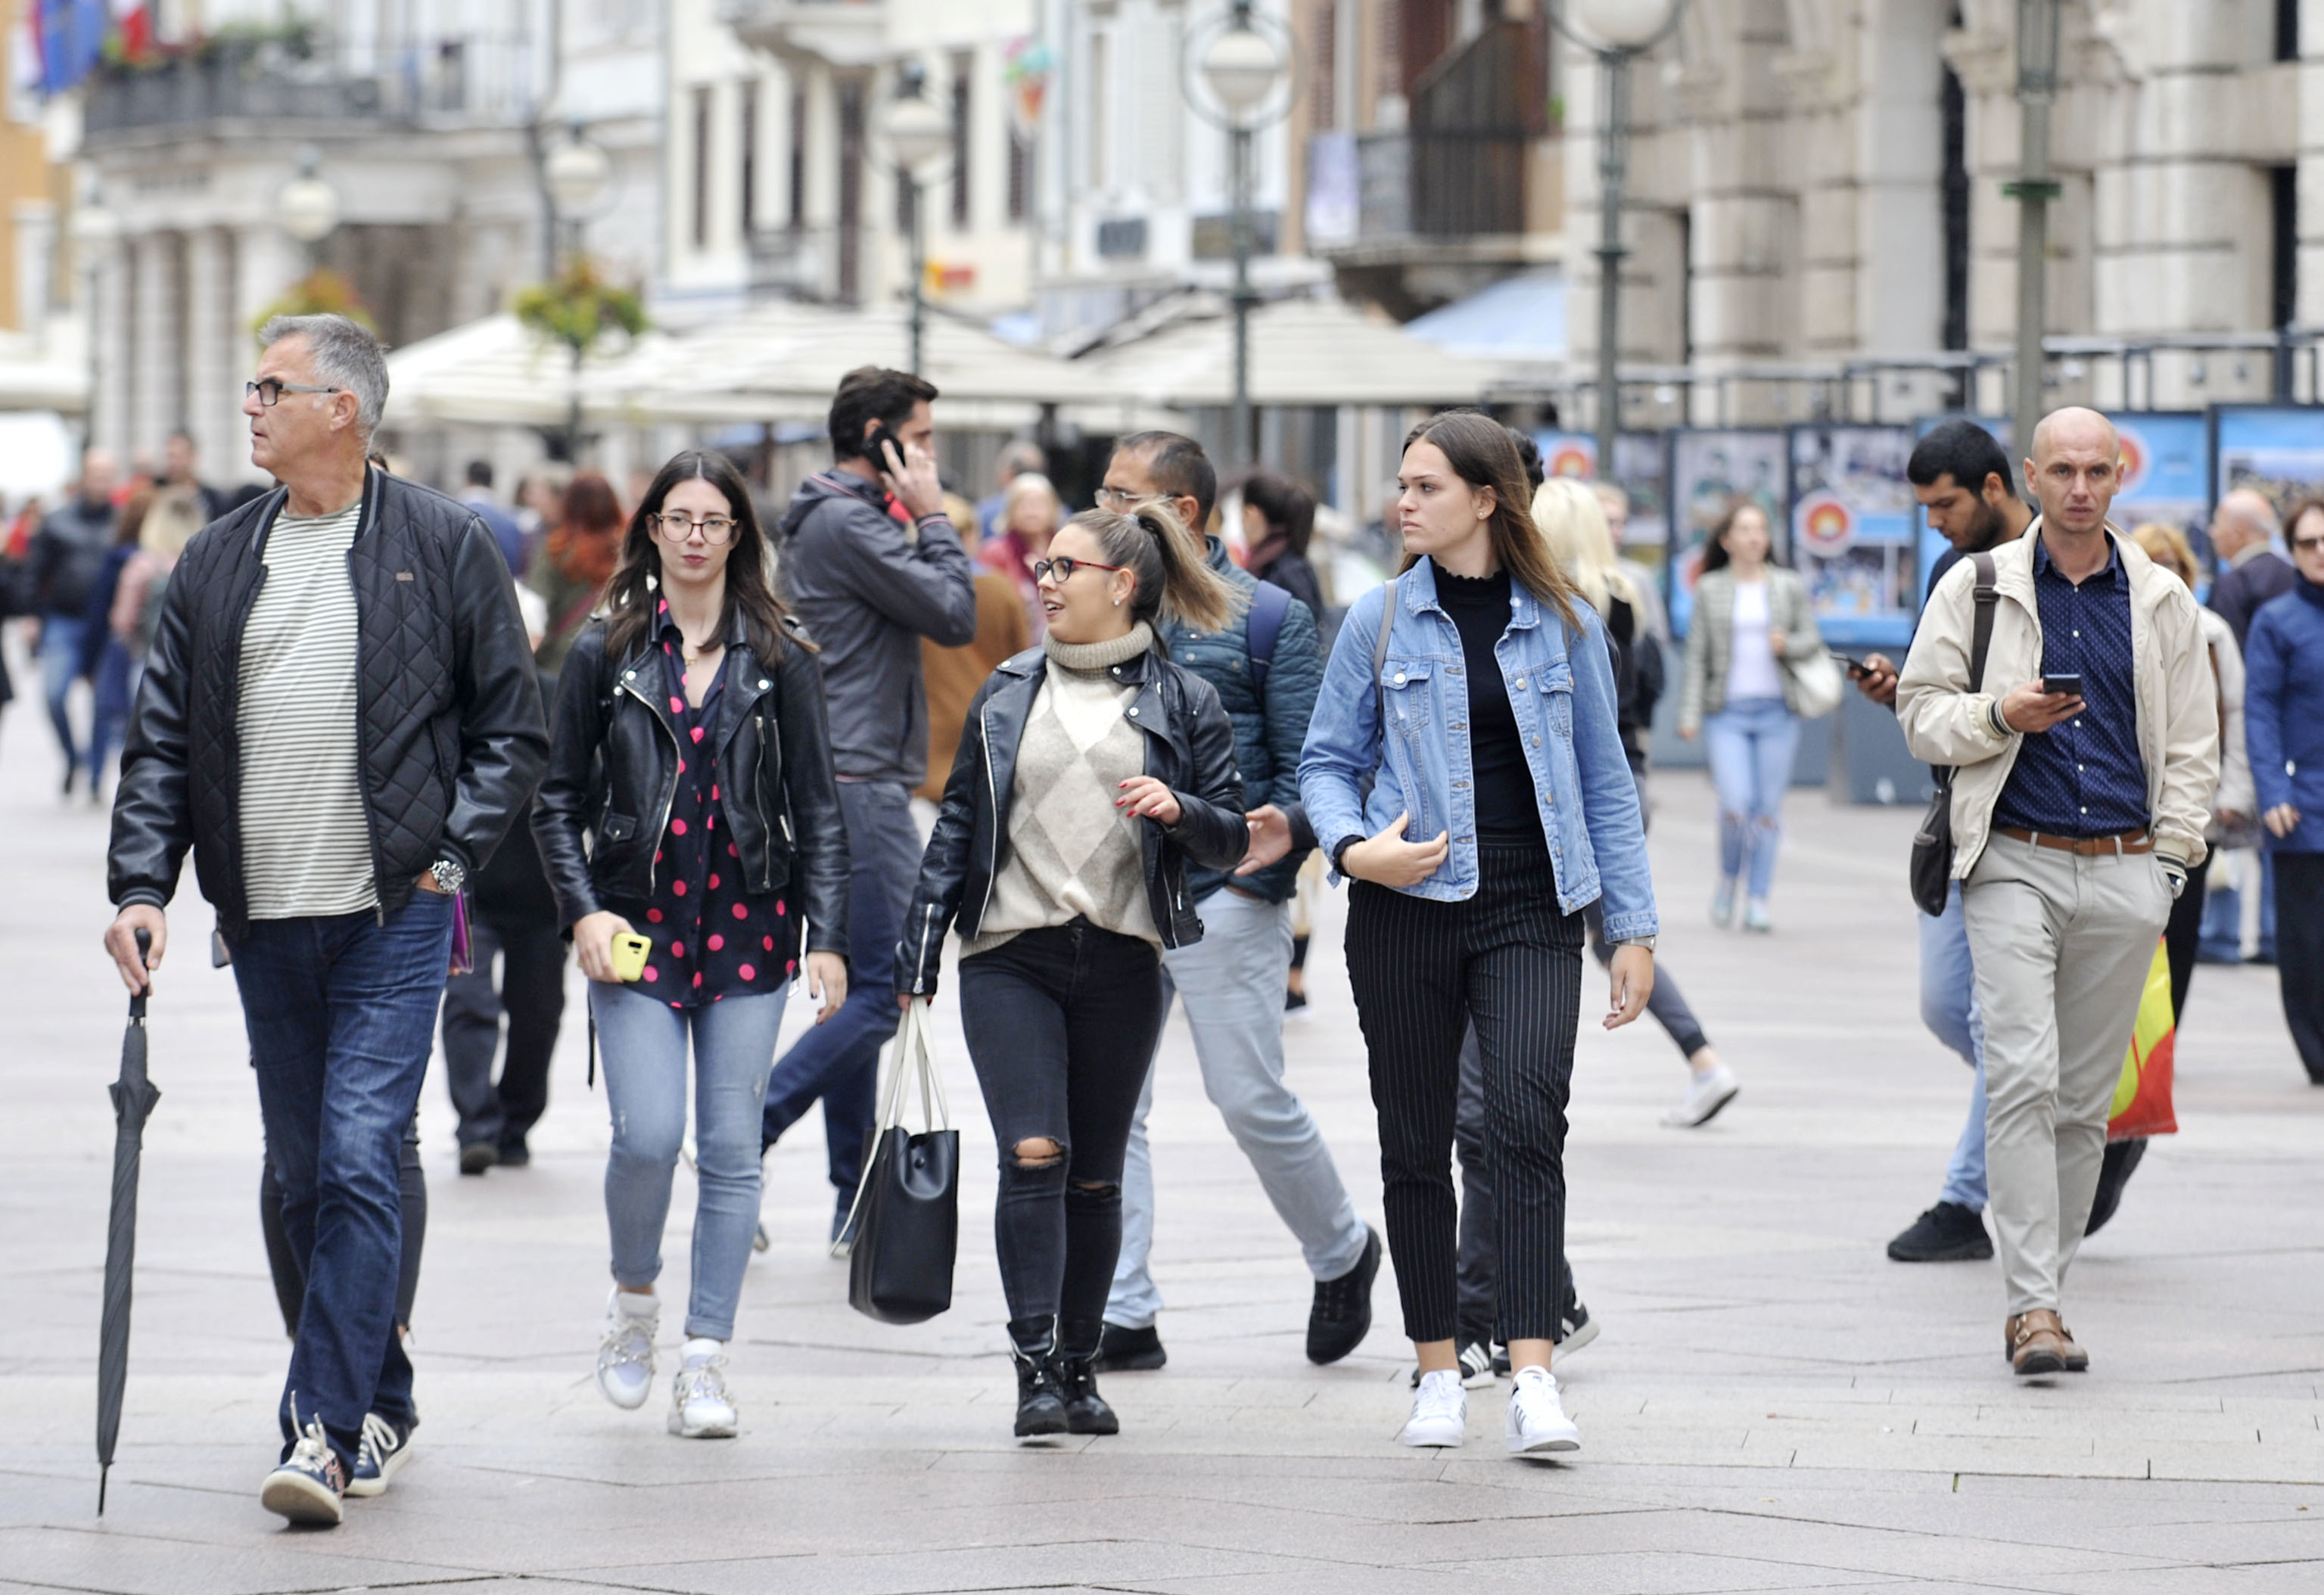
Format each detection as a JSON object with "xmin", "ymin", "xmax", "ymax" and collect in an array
[{"xmin": 107, "ymin": 469, "xmax": 549, "ymax": 940}]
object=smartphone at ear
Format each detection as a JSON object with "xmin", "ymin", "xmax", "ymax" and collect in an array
[{"xmin": 863, "ymin": 421, "xmax": 904, "ymax": 473}]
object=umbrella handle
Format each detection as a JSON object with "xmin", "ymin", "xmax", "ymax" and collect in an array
[{"xmin": 130, "ymin": 930, "xmax": 151, "ymax": 1021}]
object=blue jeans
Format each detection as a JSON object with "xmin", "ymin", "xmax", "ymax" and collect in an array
[
  {"xmin": 593, "ymin": 980, "xmax": 788, "ymax": 1341},
  {"xmin": 1702, "ymin": 697, "xmax": 1800, "ymax": 902},
  {"xmin": 37, "ymin": 613, "xmax": 86, "ymax": 776},
  {"xmin": 1918, "ymin": 881, "xmax": 1988, "ymax": 1211},
  {"xmin": 88, "ymin": 640, "xmax": 136, "ymax": 786},
  {"xmin": 763, "ymin": 779, "xmax": 918, "ymax": 1200},
  {"xmin": 229, "ymin": 890, "xmax": 456, "ymax": 1472}
]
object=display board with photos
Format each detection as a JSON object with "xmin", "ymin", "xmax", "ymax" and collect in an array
[
  {"xmin": 1531, "ymin": 431, "xmax": 1671, "ymax": 573},
  {"xmin": 1786, "ymin": 424, "xmax": 1919, "ymax": 648},
  {"xmin": 1666, "ymin": 428, "xmax": 1789, "ymax": 638},
  {"xmin": 2212, "ymin": 405, "xmax": 2324, "ymax": 519}
]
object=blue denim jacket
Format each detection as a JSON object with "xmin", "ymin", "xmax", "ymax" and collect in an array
[{"xmin": 1296, "ymin": 558, "xmax": 1660, "ymax": 941}]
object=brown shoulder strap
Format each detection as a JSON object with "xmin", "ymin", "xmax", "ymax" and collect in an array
[{"xmin": 1966, "ymin": 552, "xmax": 1999, "ymax": 693}]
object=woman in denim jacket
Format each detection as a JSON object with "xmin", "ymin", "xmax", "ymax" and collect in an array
[{"xmin": 1299, "ymin": 410, "xmax": 1658, "ymax": 1459}]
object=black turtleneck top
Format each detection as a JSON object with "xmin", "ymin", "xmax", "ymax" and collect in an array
[{"xmin": 1435, "ymin": 567, "xmax": 1547, "ymax": 847}]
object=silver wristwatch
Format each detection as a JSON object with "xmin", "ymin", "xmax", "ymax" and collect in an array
[
  {"xmin": 1616, "ymin": 935, "xmax": 1658, "ymax": 953},
  {"xmin": 428, "ymin": 858, "xmax": 468, "ymax": 896}
]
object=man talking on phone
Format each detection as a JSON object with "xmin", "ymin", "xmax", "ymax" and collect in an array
[
  {"xmin": 102, "ymin": 315, "xmax": 546, "ymax": 1521},
  {"xmin": 1896, "ymin": 406, "xmax": 2216, "ymax": 1377},
  {"xmin": 763, "ymin": 366, "xmax": 977, "ymax": 1242}
]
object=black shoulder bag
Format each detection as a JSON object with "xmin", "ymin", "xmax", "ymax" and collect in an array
[{"xmin": 1909, "ymin": 552, "xmax": 1998, "ymax": 918}]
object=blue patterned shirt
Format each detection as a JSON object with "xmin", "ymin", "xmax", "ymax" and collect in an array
[{"xmin": 1991, "ymin": 531, "xmax": 2149, "ymax": 838}]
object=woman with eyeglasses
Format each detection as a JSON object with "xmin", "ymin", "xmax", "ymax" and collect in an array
[
  {"xmin": 534, "ymin": 451, "xmax": 851, "ymax": 1439},
  {"xmin": 897, "ymin": 504, "xmax": 1249, "ymax": 1440},
  {"xmin": 1299, "ymin": 410, "xmax": 1657, "ymax": 1457}
]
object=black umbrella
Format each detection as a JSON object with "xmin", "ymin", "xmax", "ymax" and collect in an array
[{"xmin": 96, "ymin": 929, "xmax": 157, "ymax": 1516}]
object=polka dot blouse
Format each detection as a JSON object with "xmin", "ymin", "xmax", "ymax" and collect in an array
[{"xmin": 636, "ymin": 604, "xmax": 792, "ymax": 1007}]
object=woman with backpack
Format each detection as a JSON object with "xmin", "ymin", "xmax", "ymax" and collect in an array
[
  {"xmin": 1300, "ymin": 410, "xmax": 1657, "ymax": 1458},
  {"xmin": 534, "ymin": 451, "xmax": 851, "ymax": 1439}
]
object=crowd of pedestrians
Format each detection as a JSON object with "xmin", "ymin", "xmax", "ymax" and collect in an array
[{"xmin": 71, "ymin": 309, "xmax": 2319, "ymax": 1525}]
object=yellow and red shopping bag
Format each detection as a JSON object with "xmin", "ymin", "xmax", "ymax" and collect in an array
[{"xmin": 2108, "ymin": 937, "xmax": 2176, "ymax": 1140}]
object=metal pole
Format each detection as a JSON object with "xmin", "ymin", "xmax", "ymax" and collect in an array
[
  {"xmin": 1594, "ymin": 48, "xmax": 1631, "ymax": 479},
  {"xmin": 2008, "ymin": 0, "xmax": 2061, "ymax": 458},
  {"xmin": 1231, "ymin": 120, "xmax": 1255, "ymax": 467},
  {"xmin": 909, "ymin": 176, "xmax": 928, "ymax": 375}
]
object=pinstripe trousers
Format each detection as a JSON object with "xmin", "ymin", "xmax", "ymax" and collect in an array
[{"xmin": 1346, "ymin": 842, "xmax": 1585, "ymax": 1344}]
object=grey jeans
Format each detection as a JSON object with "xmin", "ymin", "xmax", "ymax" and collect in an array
[
  {"xmin": 1962, "ymin": 835, "xmax": 2172, "ymax": 1317},
  {"xmin": 1107, "ymin": 888, "xmax": 1370, "ymax": 1329}
]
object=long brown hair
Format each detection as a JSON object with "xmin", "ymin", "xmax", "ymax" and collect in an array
[
  {"xmin": 1399, "ymin": 410, "xmax": 1582, "ymax": 632},
  {"xmin": 547, "ymin": 470, "xmax": 624, "ymax": 586},
  {"xmin": 1072, "ymin": 502, "xmax": 1241, "ymax": 634},
  {"xmin": 600, "ymin": 451, "xmax": 809, "ymax": 663}
]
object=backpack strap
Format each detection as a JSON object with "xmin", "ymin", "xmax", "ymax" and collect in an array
[
  {"xmin": 1246, "ymin": 579, "xmax": 1293, "ymax": 698},
  {"xmin": 1967, "ymin": 552, "xmax": 1999, "ymax": 693},
  {"xmin": 1370, "ymin": 576, "xmax": 1398, "ymax": 734}
]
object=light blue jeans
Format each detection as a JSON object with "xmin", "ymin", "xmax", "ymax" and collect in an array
[
  {"xmin": 1108, "ymin": 888, "xmax": 1370, "ymax": 1330},
  {"xmin": 1702, "ymin": 696, "xmax": 1800, "ymax": 902},
  {"xmin": 592, "ymin": 980, "xmax": 787, "ymax": 1342},
  {"xmin": 1918, "ymin": 881, "xmax": 1988, "ymax": 1212}
]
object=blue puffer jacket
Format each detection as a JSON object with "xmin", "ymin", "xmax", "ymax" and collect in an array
[
  {"xmin": 1157, "ymin": 538, "xmax": 1324, "ymax": 903},
  {"xmin": 2245, "ymin": 575, "xmax": 2324, "ymax": 853}
]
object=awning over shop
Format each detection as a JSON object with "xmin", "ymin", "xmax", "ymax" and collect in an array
[
  {"xmin": 0, "ymin": 325, "xmax": 89, "ymax": 414},
  {"xmin": 383, "ymin": 314, "xmax": 668, "ymax": 428},
  {"xmin": 1070, "ymin": 294, "xmax": 1504, "ymax": 412},
  {"xmin": 1404, "ymin": 271, "xmax": 1566, "ymax": 369}
]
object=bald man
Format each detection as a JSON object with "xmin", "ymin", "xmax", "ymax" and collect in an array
[
  {"xmin": 2207, "ymin": 487, "xmax": 2295, "ymax": 649},
  {"xmin": 1896, "ymin": 406, "xmax": 2218, "ymax": 1378}
]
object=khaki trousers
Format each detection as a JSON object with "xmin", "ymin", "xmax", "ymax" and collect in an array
[{"xmin": 1962, "ymin": 835, "xmax": 2173, "ymax": 1317}]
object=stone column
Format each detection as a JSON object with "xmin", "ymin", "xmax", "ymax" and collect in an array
[
  {"xmin": 129, "ymin": 232, "xmax": 179, "ymax": 468},
  {"xmin": 183, "ymin": 228, "xmax": 238, "ymax": 489},
  {"xmin": 90, "ymin": 235, "xmax": 133, "ymax": 461}
]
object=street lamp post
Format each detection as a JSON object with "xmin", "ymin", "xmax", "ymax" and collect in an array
[
  {"xmin": 70, "ymin": 180, "xmax": 120, "ymax": 454},
  {"xmin": 1187, "ymin": 3, "xmax": 1292, "ymax": 468},
  {"xmin": 277, "ymin": 151, "xmax": 341, "ymax": 265},
  {"xmin": 884, "ymin": 65, "xmax": 953, "ymax": 377},
  {"xmin": 2007, "ymin": 0, "xmax": 2061, "ymax": 455},
  {"xmin": 1548, "ymin": 0, "xmax": 1686, "ymax": 482},
  {"xmin": 545, "ymin": 126, "xmax": 614, "ymax": 266}
]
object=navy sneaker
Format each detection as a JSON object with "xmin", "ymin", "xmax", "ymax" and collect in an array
[
  {"xmin": 260, "ymin": 1413, "xmax": 347, "ymax": 1525},
  {"xmin": 345, "ymin": 1412, "xmax": 415, "ymax": 1498},
  {"xmin": 1887, "ymin": 1201, "xmax": 1994, "ymax": 1262}
]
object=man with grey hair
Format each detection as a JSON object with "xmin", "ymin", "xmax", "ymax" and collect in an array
[
  {"xmin": 2207, "ymin": 487, "xmax": 2295, "ymax": 649},
  {"xmin": 103, "ymin": 313, "xmax": 546, "ymax": 1524}
]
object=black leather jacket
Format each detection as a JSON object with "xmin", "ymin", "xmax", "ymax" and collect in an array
[
  {"xmin": 532, "ymin": 616, "xmax": 850, "ymax": 965},
  {"xmin": 897, "ymin": 641, "xmax": 1249, "ymax": 997},
  {"xmin": 108, "ymin": 469, "xmax": 547, "ymax": 940}
]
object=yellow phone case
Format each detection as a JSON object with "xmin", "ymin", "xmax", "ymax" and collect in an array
[{"xmin": 610, "ymin": 933, "xmax": 652, "ymax": 983}]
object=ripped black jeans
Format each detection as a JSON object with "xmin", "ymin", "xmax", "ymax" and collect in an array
[{"xmin": 959, "ymin": 922, "xmax": 1168, "ymax": 1335}]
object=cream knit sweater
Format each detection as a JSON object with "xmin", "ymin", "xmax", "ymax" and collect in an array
[{"xmin": 965, "ymin": 624, "xmax": 1162, "ymax": 956}]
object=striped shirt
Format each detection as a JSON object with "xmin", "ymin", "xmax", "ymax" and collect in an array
[{"xmin": 238, "ymin": 501, "xmax": 377, "ymax": 919}]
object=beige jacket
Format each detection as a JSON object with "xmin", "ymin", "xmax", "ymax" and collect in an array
[
  {"xmin": 1896, "ymin": 521, "xmax": 2219, "ymax": 875},
  {"xmin": 1678, "ymin": 565, "xmax": 1825, "ymax": 732}
]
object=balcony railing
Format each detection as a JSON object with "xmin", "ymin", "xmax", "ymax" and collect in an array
[
  {"xmin": 83, "ymin": 36, "xmax": 539, "ymax": 141},
  {"xmin": 1339, "ymin": 129, "xmax": 1528, "ymax": 241}
]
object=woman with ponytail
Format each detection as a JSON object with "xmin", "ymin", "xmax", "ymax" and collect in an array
[
  {"xmin": 1300, "ymin": 411, "xmax": 1657, "ymax": 1458},
  {"xmin": 896, "ymin": 503, "xmax": 1249, "ymax": 1440}
]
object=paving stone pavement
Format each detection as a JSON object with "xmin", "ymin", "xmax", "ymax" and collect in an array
[{"xmin": 4, "ymin": 670, "xmax": 2322, "ymax": 1594}]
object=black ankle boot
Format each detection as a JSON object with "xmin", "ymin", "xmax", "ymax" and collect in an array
[
  {"xmin": 1007, "ymin": 1317, "xmax": 1067, "ymax": 1438},
  {"xmin": 1056, "ymin": 1319, "xmax": 1118, "ymax": 1435}
]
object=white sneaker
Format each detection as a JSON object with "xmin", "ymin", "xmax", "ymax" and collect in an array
[
  {"xmin": 1506, "ymin": 1366, "xmax": 1581, "ymax": 1454},
  {"xmin": 670, "ymin": 1338, "xmax": 739, "ymax": 1438},
  {"xmin": 1662, "ymin": 1063, "xmax": 1740, "ymax": 1128},
  {"xmin": 1400, "ymin": 1368, "xmax": 1467, "ymax": 1447},
  {"xmin": 596, "ymin": 1289, "xmax": 658, "ymax": 1410}
]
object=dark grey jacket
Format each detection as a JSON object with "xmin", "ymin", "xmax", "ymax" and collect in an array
[
  {"xmin": 776, "ymin": 470, "xmax": 976, "ymax": 786},
  {"xmin": 107, "ymin": 469, "xmax": 547, "ymax": 941}
]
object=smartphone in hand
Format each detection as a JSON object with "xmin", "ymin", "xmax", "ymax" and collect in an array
[{"xmin": 2042, "ymin": 673, "xmax": 2085, "ymax": 698}]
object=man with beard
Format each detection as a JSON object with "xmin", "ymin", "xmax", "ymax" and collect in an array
[{"xmin": 1850, "ymin": 421, "xmax": 2044, "ymax": 1264}]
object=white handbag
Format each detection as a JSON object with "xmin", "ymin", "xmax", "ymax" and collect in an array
[{"xmin": 1788, "ymin": 648, "xmax": 1846, "ymax": 720}]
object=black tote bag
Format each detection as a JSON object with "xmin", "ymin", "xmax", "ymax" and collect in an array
[
  {"xmin": 840, "ymin": 998, "xmax": 960, "ymax": 1325},
  {"xmin": 1909, "ymin": 552, "xmax": 1998, "ymax": 917}
]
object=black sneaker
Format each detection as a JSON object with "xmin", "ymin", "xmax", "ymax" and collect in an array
[
  {"xmin": 1555, "ymin": 1300, "xmax": 1600, "ymax": 1360},
  {"xmin": 1411, "ymin": 1341, "xmax": 1495, "ymax": 1389},
  {"xmin": 1886, "ymin": 1200, "xmax": 1994, "ymax": 1262},
  {"xmin": 495, "ymin": 1140, "xmax": 530, "ymax": 1168},
  {"xmin": 260, "ymin": 1415, "xmax": 347, "ymax": 1526},
  {"xmin": 458, "ymin": 1142, "xmax": 497, "ymax": 1176},
  {"xmin": 344, "ymin": 1412, "xmax": 415, "ymax": 1498},
  {"xmin": 1306, "ymin": 1225, "xmax": 1381, "ymax": 1365},
  {"xmin": 2083, "ymin": 1138, "xmax": 2146, "ymax": 1237},
  {"xmin": 1093, "ymin": 1322, "xmax": 1167, "ymax": 1372}
]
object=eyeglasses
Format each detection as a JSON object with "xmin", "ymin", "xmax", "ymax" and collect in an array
[
  {"xmin": 1094, "ymin": 486, "xmax": 1165, "ymax": 511},
  {"xmin": 246, "ymin": 378, "xmax": 342, "ymax": 407},
  {"xmin": 2294, "ymin": 535, "xmax": 2324, "ymax": 554},
  {"xmin": 651, "ymin": 512, "xmax": 737, "ymax": 546},
  {"xmin": 1031, "ymin": 555, "xmax": 1127, "ymax": 584}
]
